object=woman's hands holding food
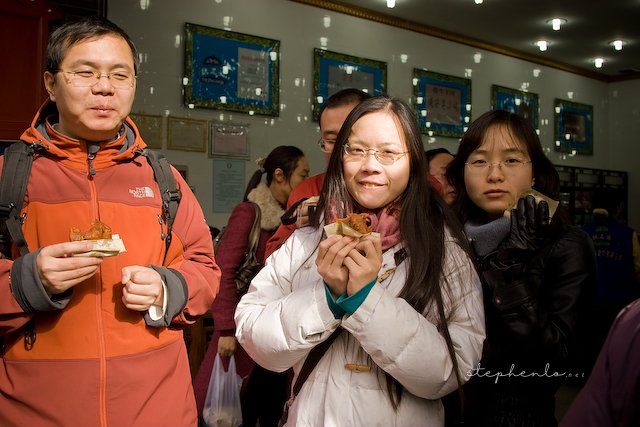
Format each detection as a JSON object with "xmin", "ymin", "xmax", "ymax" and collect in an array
[
  {"xmin": 317, "ymin": 235, "xmax": 358, "ymax": 298},
  {"xmin": 343, "ymin": 234, "xmax": 382, "ymax": 295},
  {"xmin": 317, "ymin": 233, "xmax": 382, "ymax": 298}
]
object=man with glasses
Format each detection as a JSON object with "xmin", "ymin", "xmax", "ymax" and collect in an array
[
  {"xmin": 265, "ymin": 88, "xmax": 370, "ymax": 256},
  {"xmin": 0, "ymin": 17, "xmax": 219, "ymax": 426}
]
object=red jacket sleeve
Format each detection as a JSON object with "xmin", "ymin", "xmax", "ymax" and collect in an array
[
  {"xmin": 265, "ymin": 173, "xmax": 325, "ymax": 258},
  {"xmin": 165, "ymin": 170, "xmax": 220, "ymax": 324}
]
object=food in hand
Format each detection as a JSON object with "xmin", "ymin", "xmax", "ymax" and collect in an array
[
  {"xmin": 70, "ymin": 220, "xmax": 112, "ymax": 241},
  {"xmin": 508, "ymin": 189, "xmax": 559, "ymax": 218},
  {"xmin": 69, "ymin": 220, "xmax": 126, "ymax": 257},
  {"xmin": 336, "ymin": 213, "xmax": 372, "ymax": 234},
  {"xmin": 324, "ymin": 212, "xmax": 379, "ymax": 239}
]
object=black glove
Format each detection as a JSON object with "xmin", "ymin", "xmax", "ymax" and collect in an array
[{"xmin": 497, "ymin": 195, "xmax": 549, "ymax": 262}]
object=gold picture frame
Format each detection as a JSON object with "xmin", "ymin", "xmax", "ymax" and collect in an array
[
  {"xmin": 167, "ymin": 116, "xmax": 207, "ymax": 152},
  {"xmin": 129, "ymin": 113, "xmax": 163, "ymax": 149}
]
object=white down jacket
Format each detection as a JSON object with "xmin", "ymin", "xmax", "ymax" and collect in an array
[{"xmin": 235, "ymin": 226, "xmax": 485, "ymax": 427}]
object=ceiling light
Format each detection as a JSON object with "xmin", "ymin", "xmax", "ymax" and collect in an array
[
  {"xmin": 474, "ymin": 0, "xmax": 483, "ymax": 4},
  {"xmin": 610, "ymin": 39, "xmax": 626, "ymax": 51},
  {"xmin": 594, "ymin": 57, "xmax": 605, "ymax": 68},
  {"xmin": 387, "ymin": 0, "xmax": 395, "ymax": 8},
  {"xmin": 547, "ymin": 18, "xmax": 567, "ymax": 31},
  {"xmin": 536, "ymin": 40, "xmax": 548, "ymax": 51}
]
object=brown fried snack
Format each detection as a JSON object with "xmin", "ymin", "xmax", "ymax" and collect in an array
[
  {"xmin": 336, "ymin": 213, "xmax": 372, "ymax": 234},
  {"xmin": 70, "ymin": 220, "xmax": 112, "ymax": 241},
  {"xmin": 508, "ymin": 189, "xmax": 559, "ymax": 219}
]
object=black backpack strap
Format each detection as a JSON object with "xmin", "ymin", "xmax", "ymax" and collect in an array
[
  {"xmin": 280, "ymin": 197, "xmax": 308, "ymax": 226},
  {"xmin": 0, "ymin": 142, "xmax": 42, "ymax": 258},
  {"xmin": 142, "ymin": 149, "xmax": 181, "ymax": 265}
]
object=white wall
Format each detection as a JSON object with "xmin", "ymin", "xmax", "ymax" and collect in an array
[{"xmin": 108, "ymin": 0, "xmax": 638, "ymax": 229}]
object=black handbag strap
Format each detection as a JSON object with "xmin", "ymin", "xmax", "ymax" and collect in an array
[
  {"xmin": 292, "ymin": 328, "xmax": 342, "ymax": 398},
  {"xmin": 245, "ymin": 202, "xmax": 261, "ymax": 258}
]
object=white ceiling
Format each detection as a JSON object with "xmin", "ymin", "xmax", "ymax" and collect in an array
[{"xmin": 295, "ymin": 0, "xmax": 640, "ymax": 81}]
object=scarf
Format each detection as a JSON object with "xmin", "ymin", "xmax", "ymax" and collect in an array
[{"xmin": 464, "ymin": 216, "xmax": 511, "ymax": 257}]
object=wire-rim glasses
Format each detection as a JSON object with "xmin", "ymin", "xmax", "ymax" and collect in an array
[
  {"xmin": 343, "ymin": 143, "xmax": 409, "ymax": 165},
  {"xmin": 465, "ymin": 158, "xmax": 532, "ymax": 174},
  {"xmin": 317, "ymin": 137, "xmax": 336, "ymax": 154},
  {"xmin": 57, "ymin": 70, "xmax": 136, "ymax": 89}
]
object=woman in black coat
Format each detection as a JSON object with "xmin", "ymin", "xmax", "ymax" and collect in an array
[{"xmin": 445, "ymin": 110, "xmax": 596, "ymax": 427}]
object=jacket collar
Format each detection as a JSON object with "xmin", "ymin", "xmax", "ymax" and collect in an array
[
  {"xmin": 19, "ymin": 100, "xmax": 146, "ymax": 172},
  {"xmin": 247, "ymin": 183, "xmax": 285, "ymax": 230}
]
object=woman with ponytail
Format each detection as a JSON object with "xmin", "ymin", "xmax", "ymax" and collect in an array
[
  {"xmin": 235, "ymin": 96, "xmax": 485, "ymax": 426},
  {"xmin": 193, "ymin": 145, "xmax": 309, "ymax": 426}
]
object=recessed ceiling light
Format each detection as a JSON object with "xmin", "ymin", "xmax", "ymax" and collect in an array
[
  {"xmin": 546, "ymin": 18, "xmax": 567, "ymax": 31},
  {"xmin": 594, "ymin": 57, "xmax": 605, "ymax": 68},
  {"xmin": 609, "ymin": 40, "xmax": 626, "ymax": 51},
  {"xmin": 387, "ymin": 0, "xmax": 396, "ymax": 8},
  {"xmin": 474, "ymin": 0, "xmax": 483, "ymax": 4},
  {"xmin": 536, "ymin": 40, "xmax": 548, "ymax": 51}
]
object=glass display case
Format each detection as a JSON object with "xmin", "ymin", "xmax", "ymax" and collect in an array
[{"xmin": 555, "ymin": 165, "xmax": 628, "ymax": 226}]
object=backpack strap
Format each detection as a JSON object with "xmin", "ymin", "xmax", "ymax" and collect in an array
[
  {"xmin": 141, "ymin": 149, "xmax": 181, "ymax": 265},
  {"xmin": 0, "ymin": 142, "xmax": 43, "ymax": 258}
]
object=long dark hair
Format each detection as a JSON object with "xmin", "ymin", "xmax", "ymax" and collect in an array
[
  {"xmin": 315, "ymin": 95, "xmax": 471, "ymax": 408},
  {"xmin": 447, "ymin": 109, "xmax": 569, "ymax": 225},
  {"xmin": 243, "ymin": 145, "xmax": 305, "ymax": 201}
]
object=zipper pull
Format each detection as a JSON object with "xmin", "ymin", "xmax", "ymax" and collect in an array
[
  {"xmin": 157, "ymin": 214, "xmax": 167, "ymax": 240},
  {"xmin": 86, "ymin": 143, "xmax": 100, "ymax": 177}
]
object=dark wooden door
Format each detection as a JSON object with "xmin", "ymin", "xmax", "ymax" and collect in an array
[{"xmin": 0, "ymin": 0, "xmax": 62, "ymax": 141}]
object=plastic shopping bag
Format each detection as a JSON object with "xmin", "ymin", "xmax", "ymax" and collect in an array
[{"xmin": 202, "ymin": 354, "xmax": 243, "ymax": 427}]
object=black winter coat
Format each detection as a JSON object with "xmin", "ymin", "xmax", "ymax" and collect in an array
[{"xmin": 463, "ymin": 225, "xmax": 596, "ymax": 427}]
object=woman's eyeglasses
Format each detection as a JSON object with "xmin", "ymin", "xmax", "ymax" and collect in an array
[
  {"xmin": 343, "ymin": 143, "xmax": 408, "ymax": 165},
  {"xmin": 465, "ymin": 158, "xmax": 532, "ymax": 174}
]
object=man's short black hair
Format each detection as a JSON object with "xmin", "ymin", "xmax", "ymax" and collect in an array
[
  {"xmin": 45, "ymin": 16, "xmax": 139, "ymax": 75},
  {"xmin": 318, "ymin": 88, "xmax": 371, "ymax": 123}
]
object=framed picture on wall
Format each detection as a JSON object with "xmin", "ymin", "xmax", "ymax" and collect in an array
[
  {"xmin": 490, "ymin": 85, "xmax": 539, "ymax": 130},
  {"xmin": 554, "ymin": 99, "xmax": 593, "ymax": 155},
  {"xmin": 209, "ymin": 123, "xmax": 250, "ymax": 159},
  {"xmin": 184, "ymin": 23, "xmax": 280, "ymax": 116},
  {"xmin": 129, "ymin": 113, "xmax": 163, "ymax": 149},
  {"xmin": 167, "ymin": 116, "xmax": 208, "ymax": 152},
  {"xmin": 413, "ymin": 69, "xmax": 471, "ymax": 138},
  {"xmin": 312, "ymin": 48, "xmax": 387, "ymax": 121}
]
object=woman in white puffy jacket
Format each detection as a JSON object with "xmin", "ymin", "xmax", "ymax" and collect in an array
[{"xmin": 235, "ymin": 96, "xmax": 485, "ymax": 427}]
